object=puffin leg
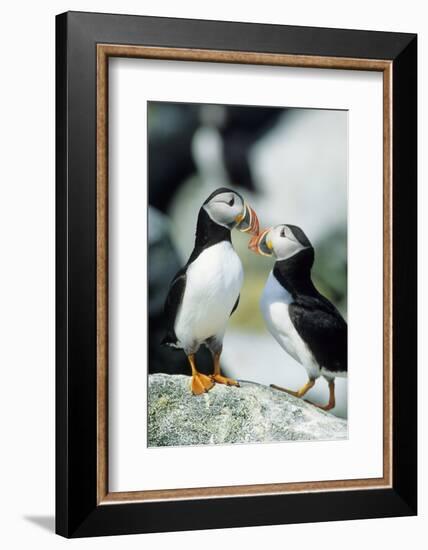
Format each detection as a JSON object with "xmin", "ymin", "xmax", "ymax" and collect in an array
[
  {"xmin": 270, "ymin": 379, "xmax": 315, "ymax": 398},
  {"xmin": 305, "ymin": 380, "xmax": 336, "ymax": 411},
  {"xmin": 187, "ymin": 354, "xmax": 214, "ymax": 395},
  {"xmin": 210, "ymin": 352, "xmax": 240, "ymax": 387}
]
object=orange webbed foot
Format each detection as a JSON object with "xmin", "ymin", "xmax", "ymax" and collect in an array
[
  {"xmin": 191, "ymin": 372, "xmax": 215, "ymax": 395},
  {"xmin": 210, "ymin": 374, "xmax": 240, "ymax": 387}
]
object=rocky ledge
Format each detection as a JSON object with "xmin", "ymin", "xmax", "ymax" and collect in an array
[{"xmin": 148, "ymin": 373, "xmax": 347, "ymax": 447}]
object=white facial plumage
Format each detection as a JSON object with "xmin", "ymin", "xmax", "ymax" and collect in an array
[
  {"xmin": 203, "ymin": 191, "xmax": 245, "ymax": 229},
  {"xmin": 267, "ymin": 225, "xmax": 310, "ymax": 261}
]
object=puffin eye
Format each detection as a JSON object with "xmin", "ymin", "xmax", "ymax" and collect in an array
[
  {"xmin": 228, "ymin": 197, "xmax": 235, "ymax": 207},
  {"xmin": 280, "ymin": 226, "xmax": 286, "ymax": 238}
]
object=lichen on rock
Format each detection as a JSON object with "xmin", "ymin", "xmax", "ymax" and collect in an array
[{"xmin": 148, "ymin": 373, "xmax": 347, "ymax": 447}]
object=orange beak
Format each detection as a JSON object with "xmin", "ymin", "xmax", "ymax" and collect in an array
[
  {"xmin": 248, "ymin": 228, "xmax": 274, "ymax": 256},
  {"xmin": 235, "ymin": 203, "xmax": 260, "ymax": 236}
]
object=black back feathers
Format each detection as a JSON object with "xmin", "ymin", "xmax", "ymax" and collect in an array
[
  {"xmin": 161, "ymin": 267, "xmax": 187, "ymax": 347},
  {"xmin": 289, "ymin": 299, "xmax": 347, "ymax": 374}
]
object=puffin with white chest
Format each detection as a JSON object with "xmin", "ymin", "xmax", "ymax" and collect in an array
[
  {"xmin": 249, "ymin": 224, "xmax": 347, "ymax": 411},
  {"xmin": 162, "ymin": 187, "xmax": 259, "ymax": 395}
]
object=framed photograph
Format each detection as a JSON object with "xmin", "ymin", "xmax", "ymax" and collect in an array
[{"xmin": 56, "ymin": 11, "xmax": 417, "ymax": 538}]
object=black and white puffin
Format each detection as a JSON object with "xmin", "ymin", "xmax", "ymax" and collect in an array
[
  {"xmin": 249, "ymin": 224, "xmax": 347, "ymax": 411},
  {"xmin": 162, "ymin": 188, "xmax": 259, "ymax": 395}
]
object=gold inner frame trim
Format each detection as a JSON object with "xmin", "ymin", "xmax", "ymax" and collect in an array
[{"xmin": 96, "ymin": 44, "xmax": 393, "ymax": 505}]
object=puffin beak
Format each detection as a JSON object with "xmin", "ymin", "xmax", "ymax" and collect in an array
[
  {"xmin": 248, "ymin": 228, "xmax": 274, "ymax": 256},
  {"xmin": 235, "ymin": 203, "xmax": 260, "ymax": 235}
]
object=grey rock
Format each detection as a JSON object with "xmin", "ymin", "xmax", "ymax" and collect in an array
[{"xmin": 148, "ymin": 373, "xmax": 348, "ymax": 447}]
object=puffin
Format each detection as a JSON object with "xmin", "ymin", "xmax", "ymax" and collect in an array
[
  {"xmin": 249, "ymin": 224, "xmax": 347, "ymax": 411},
  {"xmin": 162, "ymin": 187, "xmax": 259, "ymax": 395}
]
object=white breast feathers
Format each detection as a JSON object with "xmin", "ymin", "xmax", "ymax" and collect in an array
[{"xmin": 175, "ymin": 241, "xmax": 243, "ymax": 351}]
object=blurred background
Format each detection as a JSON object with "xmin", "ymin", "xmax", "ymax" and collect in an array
[{"xmin": 148, "ymin": 101, "xmax": 348, "ymax": 418}]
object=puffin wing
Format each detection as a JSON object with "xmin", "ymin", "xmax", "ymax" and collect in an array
[
  {"xmin": 289, "ymin": 298, "xmax": 347, "ymax": 374},
  {"xmin": 161, "ymin": 266, "xmax": 187, "ymax": 347}
]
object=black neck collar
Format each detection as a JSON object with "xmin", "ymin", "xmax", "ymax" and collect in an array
[
  {"xmin": 188, "ymin": 207, "xmax": 232, "ymax": 264},
  {"xmin": 273, "ymin": 248, "xmax": 318, "ymax": 298}
]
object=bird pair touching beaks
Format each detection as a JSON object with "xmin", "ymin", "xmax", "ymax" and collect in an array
[{"xmin": 162, "ymin": 188, "xmax": 347, "ymax": 411}]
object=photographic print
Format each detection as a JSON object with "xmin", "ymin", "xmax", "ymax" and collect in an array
[
  {"xmin": 57, "ymin": 14, "xmax": 416, "ymax": 536},
  {"xmin": 148, "ymin": 101, "xmax": 348, "ymax": 447}
]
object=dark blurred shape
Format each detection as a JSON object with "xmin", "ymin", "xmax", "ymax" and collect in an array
[
  {"xmin": 220, "ymin": 107, "xmax": 283, "ymax": 190},
  {"xmin": 313, "ymin": 227, "xmax": 347, "ymax": 316},
  {"xmin": 148, "ymin": 103, "xmax": 198, "ymax": 212},
  {"xmin": 148, "ymin": 102, "xmax": 283, "ymax": 212}
]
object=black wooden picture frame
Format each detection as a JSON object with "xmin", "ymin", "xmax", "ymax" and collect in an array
[{"xmin": 56, "ymin": 11, "xmax": 417, "ymax": 538}]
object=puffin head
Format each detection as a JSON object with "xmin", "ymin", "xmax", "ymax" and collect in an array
[
  {"xmin": 249, "ymin": 224, "xmax": 312, "ymax": 260},
  {"xmin": 202, "ymin": 187, "xmax": 259, "ymax": 235}
]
